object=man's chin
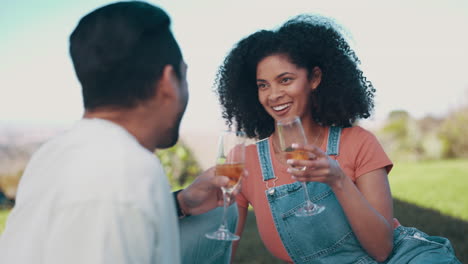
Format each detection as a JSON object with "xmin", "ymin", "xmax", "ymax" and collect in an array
[
  {"xmin": 156, "ymin": 134, "xmax": 179, "ymax": 149},
  {"xmin": 156, "ymin": 113, "xmax": 183, "ymax": 149}
]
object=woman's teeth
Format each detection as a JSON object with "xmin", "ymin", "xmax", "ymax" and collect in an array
[{"xmin": 272, "ymin": 103, "xmax": 291, "ymax": 111}]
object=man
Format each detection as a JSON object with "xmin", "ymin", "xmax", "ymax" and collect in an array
[{"xmin": 0, "ymin": 1, "xmax": 236, "ymax": 263}]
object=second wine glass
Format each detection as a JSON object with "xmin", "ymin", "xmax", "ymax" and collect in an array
[
  {"xmin": 205, "ymin": 130, "xmax": 246, "ymax": 241},
  {"xmin": 277, "ymin": 116, "xmax": 325, "ymax": 217}
]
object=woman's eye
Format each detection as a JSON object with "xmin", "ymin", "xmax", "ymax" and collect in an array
[
  {"xmin": 281, "ymin": 77, "xmax": 292, "ymax": 84},
  {"xmin": 257, "ymin": 83, "xmax": 267, "ymax": 89}
]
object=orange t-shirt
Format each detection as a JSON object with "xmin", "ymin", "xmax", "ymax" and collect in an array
[{"xmin": 236, "ymin": 126, "xmax": 393, "ymax": 263}]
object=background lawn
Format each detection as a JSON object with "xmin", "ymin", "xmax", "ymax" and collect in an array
[
  {"xmin": 390, "ymin": 159, "xmax": 468, "ymax": 220},
  {"xmin": 1, "ymin": 159, "xmax": 467, "ymax": 263}
]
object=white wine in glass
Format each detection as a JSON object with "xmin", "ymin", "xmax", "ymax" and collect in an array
[
  {"xmin": 205, "ymin": 130, "xmax": 246, "ymax": 241},
  {"xmin": 277, "ymin": 116, "xmax": 325, "ymax": 217}
]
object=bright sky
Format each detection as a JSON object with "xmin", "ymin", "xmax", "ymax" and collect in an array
[{"xmin": 1, "ymin": 0, "xmax": 467, "ymax": 133}]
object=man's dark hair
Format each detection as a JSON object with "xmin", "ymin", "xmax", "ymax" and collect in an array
[{"xmin": 70, "ymin": 1, "xmax": 182, "ymax": 109}]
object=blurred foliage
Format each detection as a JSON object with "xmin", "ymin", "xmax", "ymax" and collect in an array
[
  {"xmin": 378, "ymin": 110, "xmax": 425, "ymax": 161},
  {"xmin": 155, "ymin": 140, "xmax": 202, "ymax": 190},
  {"xmin": 377, "ymin": 103, "xmax": 468, "ymax": 161},
  {"xmin": 439, "ymin": 107, "xmax": 468, "ymax": 158}
]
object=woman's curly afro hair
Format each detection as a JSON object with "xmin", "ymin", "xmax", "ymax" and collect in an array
[{"xmin": 215, "ymin": 14, "xmax": 375, "ymax": 139}]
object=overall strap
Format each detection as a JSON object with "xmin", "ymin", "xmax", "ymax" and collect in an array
[
  {"xmin": 256, "ymin": 139, "xmax": 276, "ymax": 181},
  {"xmin": 326, "ymin": 126, "xmax": 342, "ymax": 156}
]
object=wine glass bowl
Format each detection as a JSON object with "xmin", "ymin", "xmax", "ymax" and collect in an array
[
  {"xmin": 216, "ymin": 163, "xmax": 244, "ymax": 193},
  {"xmin": 283, "ymin": 147, "xmax": 309, "ymax": 171}
]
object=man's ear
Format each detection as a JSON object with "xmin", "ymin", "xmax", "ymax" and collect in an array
[
  {"xmin": 154, "ymin": 65, "xmax": 179, "ymax": 102},
  {"xmin": 309, "ymin": 66, "xmax": 322, "ymax": 90}
]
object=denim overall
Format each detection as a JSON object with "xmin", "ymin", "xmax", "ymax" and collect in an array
[
  {"xmin": 257, "ymin": 126, "xmax": 461, "ymax": 264},
  {"xmin": 178, "ymin": 204, "xmax": 237, "ymax": 264}
]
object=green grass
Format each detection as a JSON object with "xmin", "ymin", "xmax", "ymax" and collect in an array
[
  {"xmin": 388, "ymin": 159, "xmax": 468, "ymax": 263},
  {"xmin": 390, "ymin": 159, "xmax": 468, "ymax": 220},
  {"xmin": 1, "ymin": 159, "xmax": 467, "ymax": 263}
]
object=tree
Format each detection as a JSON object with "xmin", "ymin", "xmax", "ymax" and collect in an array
[
  {"xmin": 155, "ymin": 141, "xmax": 202, "ymax": 189},
  {"xmin": 418, "ymin": 116, "xmax": 444, "ymax": 160},
  {"xmin": 378, "ymin": 110, "xmax": 424, "ymax": 161},
  {"xmin": 439, "ymin": 106, "xmax": 468, "ymax": 158}
]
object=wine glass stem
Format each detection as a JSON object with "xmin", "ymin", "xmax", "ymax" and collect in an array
[
  {"xmin": 301, "ymin": 182, "xmax": 313, "ymax": 205},
  {"xmin": 220, "ymin": 189, "xmax": 230, "ymax": 230}
]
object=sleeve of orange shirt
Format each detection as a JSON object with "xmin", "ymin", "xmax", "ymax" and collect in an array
[{"xmin": 353, "ymin": 127, "xmax": 393, "ymax": 179}]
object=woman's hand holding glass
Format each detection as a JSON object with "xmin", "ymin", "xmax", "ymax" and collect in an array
[{"xmin": 286, "ymin": 144, "xmax": 346, "ymax": 189}]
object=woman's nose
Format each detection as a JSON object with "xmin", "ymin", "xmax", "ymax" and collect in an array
[{"xmin": 268, "ymin": 85, "xmax": 285, "ymax": 102}]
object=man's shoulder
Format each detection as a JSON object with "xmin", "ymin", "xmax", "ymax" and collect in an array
[
  {"xmin": 33, "ymin": 119, "xmax": 165, "ymax": 190},
  {"xmin": 68, "ymin": 118, "xmax": 159, "ymax": 167}
]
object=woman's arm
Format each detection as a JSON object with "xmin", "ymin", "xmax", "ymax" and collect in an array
[
  {"xmin": 332, "ymin": 168, "xmax": 393, "ymax": 262},
  {"xmin": 288, "ymin": 145, "xmax": 393, "ymax": 262},
  {"xmin": 231, "ymin": 205, "xmax": 248, "ymax": 263}
]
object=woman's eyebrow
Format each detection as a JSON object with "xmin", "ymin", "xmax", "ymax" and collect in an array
[
  {"xmin": 275, "ymin": 72, "xmax": 294, "ymax": 79},
  {"xmin": 257, "ymin": 72, "xmax": 295, "ymax": 82}
]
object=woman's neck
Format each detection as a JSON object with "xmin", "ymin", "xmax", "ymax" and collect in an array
[{"xmin": 301, "ymin": 118, "xmax": 325, "ymax": 147}]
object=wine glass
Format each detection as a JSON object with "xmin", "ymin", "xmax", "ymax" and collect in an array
[
  {"xmin": 277, "ymin": 116, "xmax": 325, "ymax": 217},
  {"xmin": 205, "ymin": 130, "xmax": 246, "ymax": 241}
]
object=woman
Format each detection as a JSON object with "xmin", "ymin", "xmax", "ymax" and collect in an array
[{"xmin": 216, "ymin": 15, "xmax": 460, "ymax": 264}]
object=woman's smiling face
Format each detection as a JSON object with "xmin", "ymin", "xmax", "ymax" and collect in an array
[{"xmin": 256, "ymin": 54, "xmax": 321, "ymax": 122}]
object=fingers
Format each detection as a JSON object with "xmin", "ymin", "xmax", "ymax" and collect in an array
[
  {"xmin": 285, "ymin": 151, "xmax": 324, "ymax": 180},
  {"xmin": 287, "ymin": 157, "xmax": 343, "ymax": 185},
  {"xmin": 212, "ymin": 168, "xmax": 247, "ymax": 206},
  {"xmin": 217, "ymin": 192, "xmax": 225, "ymax": 207},
  {"xmin": 291, "ymin": 143, "xmax": 326, "ymax": 158},
  {"xmin": 216, "ymin": 183, "xmax": 241, "ymax": 207},
  {"xmin": 212, "ymin": 175, "xmax": 230, "ymax": 188},
  {"xmin": 286, "ymin": 157, "xmax": 325, "ymax": 170},
  {"xmin": 197, "ymin": 167, "xmax": 215, "ymax": 183},
  {"xmin": 231, "ymin": 181, "xmax": 242, "ymax": 197},
  {"xmin": 288, "ymin": 167, "xmax": 330, "ymax": 179}
]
